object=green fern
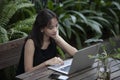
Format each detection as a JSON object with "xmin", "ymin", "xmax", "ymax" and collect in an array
[
  {"xmin": 9, "ymin": 15, "xmax": 36, "ymax": 29},
  {"xmin": 8, "ymin": 15, "xmax": 36, "ymax": 39},
  {"xmin": 0, "ymin": 26, "xmax": 9, "ymax": 43},
  {"xmin": 9, "ymin": 29, "xmax": 28, "ymax": 40},
  {"xmin": 0, "ymin": 0, "xmax": 35, "ymax": 42},
  {"xmin": 0, "ymin": 0, "xmax": 34, "ymax": 28}
]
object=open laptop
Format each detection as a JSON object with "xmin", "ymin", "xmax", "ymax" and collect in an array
[{"xmin": 48, "ymin": 43, "xmax": 101, "ymax": 75}]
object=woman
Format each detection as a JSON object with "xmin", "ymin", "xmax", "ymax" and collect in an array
[{"xmin": 16, "ymin": 9, "xmax": 78, "ymax": 75}]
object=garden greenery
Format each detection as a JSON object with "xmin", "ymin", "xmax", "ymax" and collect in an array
[{"xmin": 0, "ymin": 0, "xmax": 120, "ymax": 48}]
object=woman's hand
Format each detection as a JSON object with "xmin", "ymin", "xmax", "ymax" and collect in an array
[
  {"xmin": 45, "ymin": 57, "xmax": 64, "ymax": 66},
  {"xmin": 50, "ymin": 29, "xmax": 60, "ymax": 40}
]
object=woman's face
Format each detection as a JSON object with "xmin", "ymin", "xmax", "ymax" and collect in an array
[{"xmin": 42, "ymin": 18, "xmax": 58, "ymax": 38}]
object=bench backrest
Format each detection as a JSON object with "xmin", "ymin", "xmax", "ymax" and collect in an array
[{"xmin": 0, "ymin": 37, "xmax": 25, "ymax": 70}]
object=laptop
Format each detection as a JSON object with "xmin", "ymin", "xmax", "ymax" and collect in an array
[{"xmin": 48, "ymin": 43, "xmax": 101, "ymax": 75}]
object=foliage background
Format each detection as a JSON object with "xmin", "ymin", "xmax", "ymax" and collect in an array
[
  {"xmin": 0, "ymin": 0, "xmax": 120, "ymax": 48},
  {"xmin": 0, "ymin": 0, "xmax": 120, "ymax": 80}
]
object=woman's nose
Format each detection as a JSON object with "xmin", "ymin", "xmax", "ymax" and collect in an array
[{"xmin": 53, "ymin": 27, "xmax": 57, "ymax": 32}]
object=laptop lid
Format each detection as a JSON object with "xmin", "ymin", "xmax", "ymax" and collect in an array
[
  {"xmin": 68, "ymin": 43, "xmax": 101, "ymax": 74},
  {"xmin": 48, "ymin": 43, "xmax": 101, "ymax": 75}
]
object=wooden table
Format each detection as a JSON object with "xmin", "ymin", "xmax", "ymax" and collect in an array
[{"xmin": 16, "ymin": 58, "xmax": 120, "ymax": 80}]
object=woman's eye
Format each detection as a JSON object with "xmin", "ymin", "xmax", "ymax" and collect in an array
[{"xmin": 48, "ymin": 26, "xmax": 54, "ymax": 29}]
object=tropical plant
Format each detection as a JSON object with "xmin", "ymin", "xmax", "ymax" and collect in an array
[
  {"xmin": 89, "ymin": 41, "xmax": 120, "ymax": 80},
  {"xmin": 55, "ymin": 0, "xmax": 119, "ymax": 49},
  {"xmin": 92, "ymin": 0, "xmax": 120, "ymax": 38},
  {"xmin": 0, "ymin": 0, "xmax": 36, "ymax": 43},
  {"xmin": 1, "ymin": 0, "xmax": 119, "ymax": 48},
  {"xmin": 31, "ymin": 0, "xmax": 48, "ymax": 11},
  {"xmin": 46, "ymin": 0, "xmax": 114, "ymax": 48}
]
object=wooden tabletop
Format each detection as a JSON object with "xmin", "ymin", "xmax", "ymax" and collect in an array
[{"xmin": 16, "ymin": 58, "xmax": 120, "ymax": 80}]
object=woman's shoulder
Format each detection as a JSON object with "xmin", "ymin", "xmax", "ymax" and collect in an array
[
  {"xmin": 25, "ymin": 39, "xmax": 35, "ymax": 47},
  {"xmin": 26, "ymin": 39, "xmax": 34, "ymax": 43}
]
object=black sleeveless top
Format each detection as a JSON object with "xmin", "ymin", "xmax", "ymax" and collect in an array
[{"xmin": 16, "ymin": 39, "xmax": 57, "ymax": 75}]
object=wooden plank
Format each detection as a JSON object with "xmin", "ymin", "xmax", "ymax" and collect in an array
[
  {"xmin": 0, "ymin": 56, "xmax": 20, "ymax": 69},
  {"xmin": 69, "ymin": 59, "xmax": 120, "ymax": 80},
  {"xmin": 16, "ymin": 68, "xmax": 53, "ymax": 80},
  {"xmin": 69, "ymin": 68, "xmax": 97, "ymax": 80},
  {"xmin": 0, "ymin": 37, "xmax": 25, "ymax": 51},
  {"xmin": 0, "ymin": 37, "xmax": 25, "ymax": 69},
  {"xmin": 111, "ymin": 70, "xmax": 120, "ymax": 79},
  {"xmin": 0, "ymin": 47, "xmax": 22, "ymax": 61},
  {"xmin": 113, "ymin": 76, "xmax": 120, "ymax": 80}
]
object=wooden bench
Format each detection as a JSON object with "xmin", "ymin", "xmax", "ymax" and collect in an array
[{"xmin": 0, "ymin": 37, "xmax": 25, "ymax": 70}]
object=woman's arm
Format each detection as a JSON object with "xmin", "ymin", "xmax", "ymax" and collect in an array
[
  {"xmin": 24, "ymin": 39, "xmax": 63, "ymax": 72},
  {"xmin": 50, "ymin": 29, "xmax": 78, "ymax": 56},
  {"xmin": 24, "ymin": 39, "xmax": 47, "ymax": 72},
  {"xmin": 54, "ymin": 35, "xmax": 78, "ymax": 56}
]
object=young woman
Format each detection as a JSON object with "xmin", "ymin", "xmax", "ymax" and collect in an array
[{"xmin": 16, "ymin": 9, "xmax": 78, "ymax": 75}]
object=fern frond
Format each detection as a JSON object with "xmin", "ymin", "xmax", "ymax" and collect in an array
[
  {"xmin": 0, "ymin": 26, "xmax": 9, "ymax": 43},
  {"xmin": 7, "ymin": 15, "xmax": 36, "ymax": 36},
  {"xmin": 9, "ymin": 29, "xmax": 28, "ymax": 40},
  {"xmin": 9, "ymin": 15, "xmax": 36, "ymax": 29},
  {"xmin": 0, "ymin": 1, "xmax": 34, "ymax": 28}
]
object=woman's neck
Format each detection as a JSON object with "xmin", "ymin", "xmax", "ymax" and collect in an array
[
  {"xmin": 41, "ymin": 35, "xmax": 50, "ymax": 50},
  {"xmin": 43, "ymin": 35, "xmax": 50, "ymax": 42}
]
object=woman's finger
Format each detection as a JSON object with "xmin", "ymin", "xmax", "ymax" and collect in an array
[{"xmin": 57, "ymin": 57, "xmax": 64, "ymax": 64}]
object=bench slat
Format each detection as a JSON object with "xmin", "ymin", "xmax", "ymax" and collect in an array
[{"xmin": 0, "ymin": 37, "xmax": 25, "ymax": 69}]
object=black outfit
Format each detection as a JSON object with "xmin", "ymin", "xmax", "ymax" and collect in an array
[{"xmin": 16, "ymin": 39, "xmax": 57, "ymax": 75}]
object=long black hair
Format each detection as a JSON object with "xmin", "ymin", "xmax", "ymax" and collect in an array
[{"xmin": 28, "ymin": 9, "xmax": 58, "ymax": 48}]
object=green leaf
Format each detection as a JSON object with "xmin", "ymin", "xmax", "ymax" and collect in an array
[
  {"xmin": 68, "ymin": 10, "xmax": 88, "ymax": 23},
  {"xmin": 70, "ymin": 15, "xmax": 76, "ymax": 23},
  {"xmin": 85, "ymin": 38, "xmax": 103, "ymax": 43},
  {"xmin": 112, "ymin": 1, "xmax": 120, "ymax": 10},
  {"xmin": 57, "ymin": 46, "xmax": 65, "ymax": 59},
  {"xmin": 72, "ymin": 30, "xmax": 82, "ymax": 49},
  {"xmin": 73, "ymin": 24, "xmax": 86, "ymax": 35},
  {"xmin": 87, "ymin": 19, "xmax": 102, "ymax": 34},
  {"xmin": 0, "ymin": 26, "xmax": 9, "ymax": 43},
  {"xmin": 63, "ymin": 19, "xmax": 72, "ymax": 39}
]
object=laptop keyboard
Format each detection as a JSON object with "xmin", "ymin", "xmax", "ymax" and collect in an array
[{"xmin": 60, "ymin": 65, "xmax": 70, "ymax": 72}]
